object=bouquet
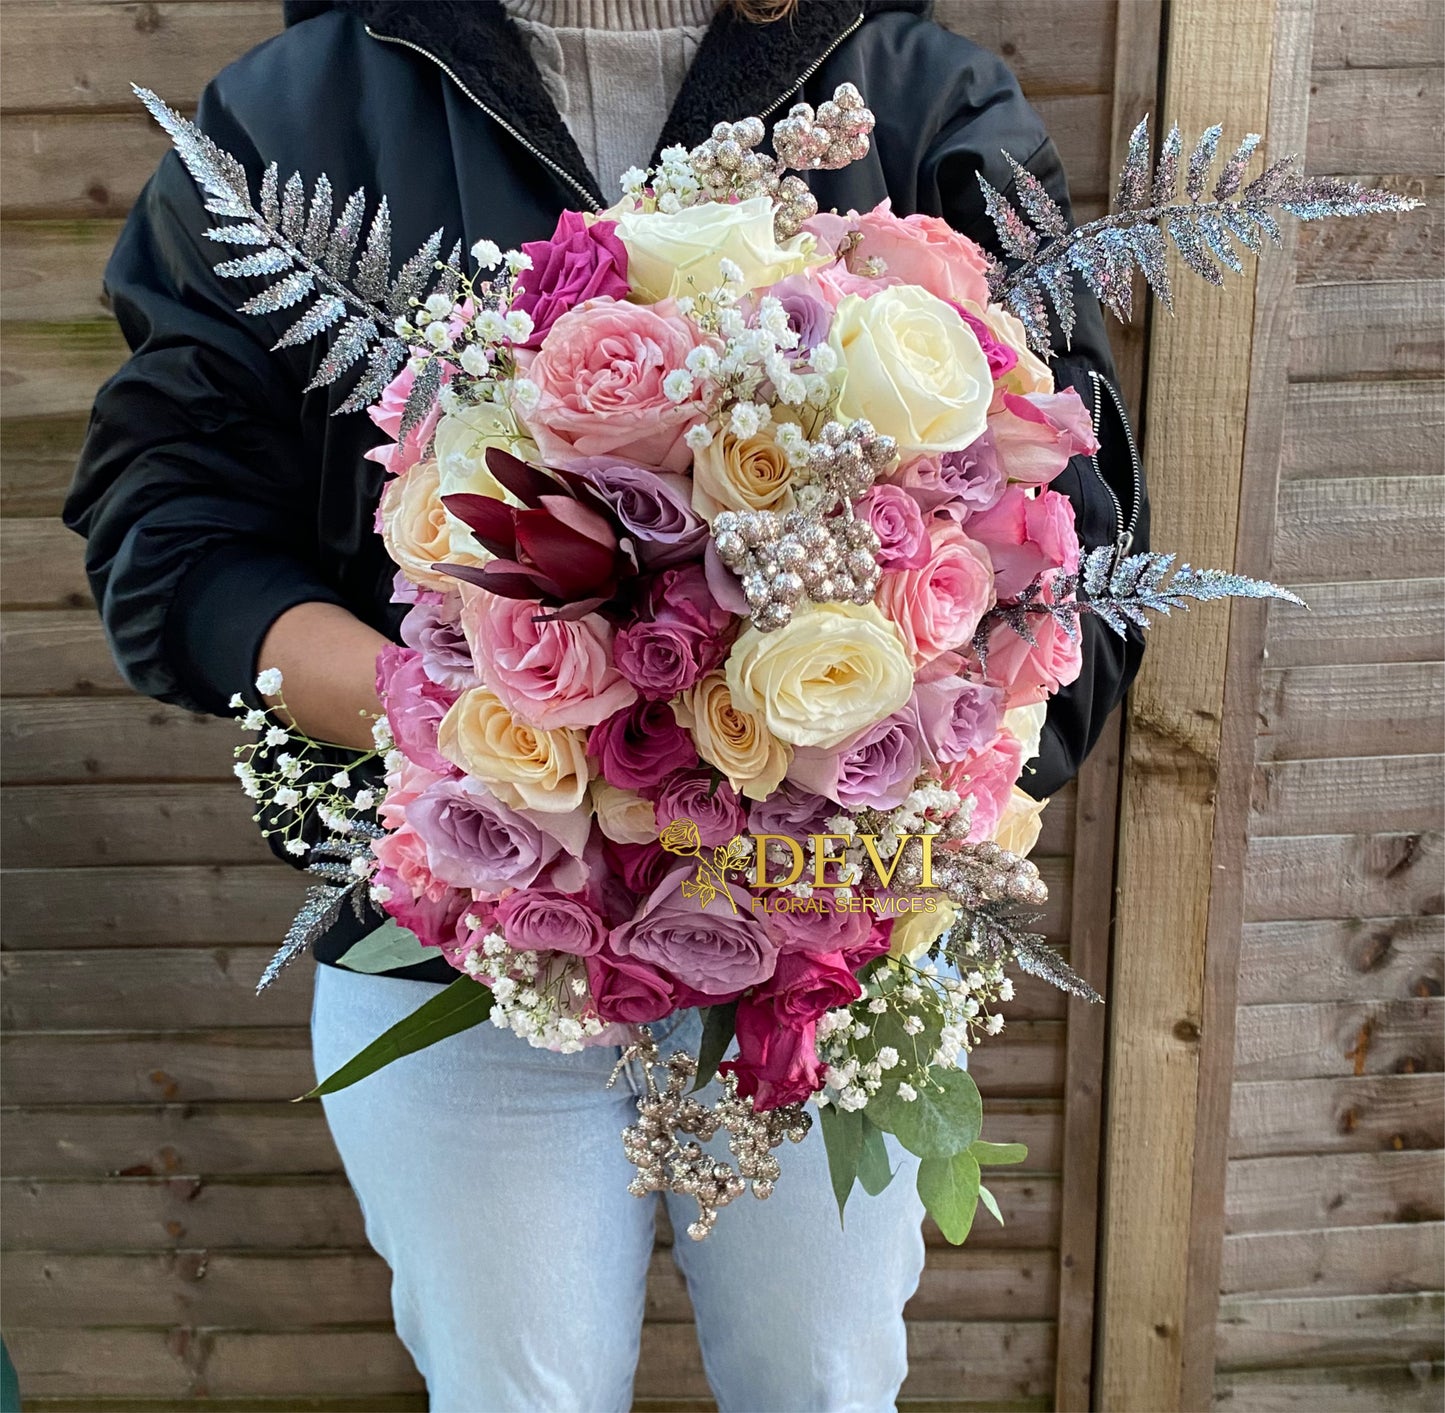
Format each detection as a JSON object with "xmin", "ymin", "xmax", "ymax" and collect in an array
[{"xmin": 139, "ymin": 83, "xmax": 1412, "ymax": 1243}]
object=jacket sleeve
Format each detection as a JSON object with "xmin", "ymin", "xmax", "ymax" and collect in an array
[
  {"xmin": 922, "ymin": 68, "xmax": 1151, "ymax": 798},
  {"xmin": 62, "ymin": 88, "xmax": 349, "ymax": 719}
]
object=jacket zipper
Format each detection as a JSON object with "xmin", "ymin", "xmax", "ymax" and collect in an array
[
  {"xmin": 1086, "ymin": 368, "xmax": 1142, "ymax": 556},
  {"xmin": 758, "ymin": 10, "xmax": 867, "ymax": 119},
  {"xmin": 364, "ymin": 26, "xmax": 604, "ymax": 213}
]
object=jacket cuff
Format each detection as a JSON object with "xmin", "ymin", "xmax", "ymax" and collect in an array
[{"xmin": 164, "ymin": 542, "xmax": 348, "ymax": 716}]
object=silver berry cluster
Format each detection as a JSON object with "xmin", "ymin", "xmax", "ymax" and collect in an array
[
  {"xmin": 772, "ymin": 85, "xmax": 875, "ymax": 173},
  {"xmin": 614, "ymin": 1032, "xmax": 810, "ymax": 1240}
]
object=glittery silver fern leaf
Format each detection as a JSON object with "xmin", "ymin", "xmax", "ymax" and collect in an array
[
  {"xmin": 985, "ymin": 115, "xmax": 1422, "ymax": 352},
  {"xmin": 135, "ymin": 86, "xmax": 456, "ymax": 417}
]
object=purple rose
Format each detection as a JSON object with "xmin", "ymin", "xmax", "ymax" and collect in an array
[
  {"xmin": 495, "ymin": 888, "xmax": 607, "ymax": 956},
  {"xmin": 603, "ymin": 839, "xmax": 675, "ymax": 897},
  {"xmin": 857, "ymin": 483, "xmax": 930, "ymax": 570},
  {"xmin": 609, "ymin": 866, "xmax": 780, "ymax": 997},
  {"xmin": 585, "ymin": 946, "xmax": 678, "ymax": 1024},
  {"xmin": 400, "ymin": 596, "xmax": 480, "ymax": 691},
  {"xmin": 788, "ymin": 700, "xmax": 926, "ymax": 810},
  {"xmin": 408, "ymin": 777, "xmax": 584, "ymax": 893},
  {"xmin": 915, "ymin": 673, "xmax": 1005, "ymax": 763},
  {"xmin": 747, "ymin": 780, "xmax": 835, "ymax": 841},
  {"xmin": 569, "ymin": 457, "xmax": 709, "ymax": 568},
  {"xmin": 614, "ymin": 565, "xmax": 734, "ymax": 699},
  {"xmin": 511, "ymin": 211, "xmax": 630, "ymax": 348},
  {"xmin": 759, "ymin": 274, "xmax": 832, "ymax": 351},
  {"xmin": 376, "ymin": 644, "xmax": 459, "ymax": 777},
  {"xmin": 892, "ymin": 433, "xmax": 1006, "ymax": 523},
  {"xmin": 654, "ymin": 769, "xmax": 748, "ymax": 846},
  {"xmin": 760, "ymin": 891, "xmax": 878, "ymax": 957},
  {"xmin": 588, "ymin": 699, "xmax": 698, "ymax": 792}
]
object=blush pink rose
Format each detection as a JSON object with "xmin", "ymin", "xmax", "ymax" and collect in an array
[
  {"xmin": 968, "ymin": 486, "xmax": 1081, "ymax": 599},
  {"xmin": 848, "ymin": 200, "xmax": 992, "ymax": 309},
  {"xmin": 460, "ymin": 587, "xmax": 636, "ymax": 730},
  {"xmin": 857, "ymin": 483, "xmax": 930, "ymax": 569},
  {"xmin": 990, "ymin": 389, "xmax": 1097, "ymax": 487},
  {"xmin": 524, "ymin": 297, "xmax": 713, "ymax": 473},
  {"xmin": 876, "ymin": 519, "xmax": 996, "ymax": 665},
  {"xmin": 376, "ymin": 644, "xmax": 460, "ymax": 777},
  {"xmin": 365, "ymin": 361, "xmax": 449, "ymax": 477},
  {"xmin": 979, "ymin": 608, "xmax": 1084, "ymax": 708},
  {"xmin": 809, "ymin": 260, "xmax": 901, "ymax": 308},
  {"xmin": 943, "ymin": 730, "xmax": 1026, "ymax": 843}
]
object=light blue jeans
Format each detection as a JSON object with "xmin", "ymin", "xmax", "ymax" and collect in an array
[{"xmin": 312, "ymin": 965, "xmax": 927, "ymax": 1413}]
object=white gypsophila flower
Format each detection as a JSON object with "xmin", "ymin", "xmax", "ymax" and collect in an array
[
  {"xmin": 350, "ymin": 854, "xmax": 370, "ymax": 877},
  {"xmin": 330, "ymin": 770, "xmax": 350, "ymax": 789},
  {"xmin": 264, "ymin": 726, "xmax": 289, "ymax": 748},
  {"xmin": 512, "ymin": 378, "xmax": 542, "ymax": 412},
  {"xmin": 471, "ymin": 238, "xmax": 502, "ymax": 269},
  {"xmin": 229, "ymin": 693, "xmax": 246, "ymax": 710},
  {"xmin": 897, "ymin": 1082, "xmax": 918, "ymax": 1103},
  {"xmin": 393, "ymin": 315, "xmax": 413, "ymax": 337},
  {"xmin": 657, "ymin": 191, "xmax": 684, "ymax": 215},
  {"xmin": 718, "ymin": 257, "xmax": 745, "ymax": 285},
  {"xmin": 285, "ymin": 838, "xmax": 307, "ymax": 856},
  {"xmin": 372, "ymin": 718, "xmax": 394, "ymax": 751},
  {"xmin": 662, "ymin": 369, "xmax": 694, "ymax": 404},
  {"xmin": 877, "ymin": 1046, "xmax": 900, "ymax": 1070},
  {"xmin": 619, "ymin": 166, "xmax": 648, "ymax": 195},
  {"xmin": 474, "ymin": 310, "xmax": 508, "ymax": 342},
  {"xmin": 1000, "ymin": 978, "xmax": 1015, "ymax": 1002},
  {"xmin": 986, "ymin": 1014, "xmax": 1006, "ymax": 1036},
  {"xmin": 424, "ymin": 292, "xmax": 454, "ymax": 318},
  {"xmin": 353, "ymin": 790, "xmax": 376, "ymax": 811},
  {"xmin": 504, "ymin": 309, "xmax": 535, "ymax": 342},
  {"xmin": 675, "ymin": 295, "xmax": 696, "ymax": 316},
  {"xmin": 809, "ymin": 342, "xmax": 839, "ymax": 375},
  {"xmin": 868, "ymin": 997, "xmax": 888, "ymax": 1015},
  {"xmin": 902, "ymin": 1015, "xmax": 925, "ymax": 1036},
  {"xmin": 505, "ymin": 250, "xmax": 533, "ymax": 273},
  {"xmin": 369, "ymin": 880, "xmax": 392, "ymax": 904},
  {"xmin": 255, "ymin": 668, "xmax": 283, "ymax": 696},
  {"xmin": 851, "ymin": 1022, "xmax": 871, "ymax": 1040},
  {"xmin": 729, "ymin": 402, "xmax": 762, "ymax": 438},
  {"xmin": 242, "ymin": 710, "xmax": 267, "ymax": 732},
  {"xmin": 838, "ymin": 1086, "xmax": 869, "ymax": 1112},
  {"xmin": 459, "ymin": 345, "xmax": 490, "ymax": 377},
  {"xmin": 274, "ymin": 786, "xmax": 301, "ymax": 808},
  {"xmin": 424, "ymin": 323, "xmax": 451, "ymax": 350}
]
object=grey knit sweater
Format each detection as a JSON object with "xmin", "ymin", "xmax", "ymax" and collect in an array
[{"xmin": 501, "ymin": 0, "xmax": 716, "ymax": 195}]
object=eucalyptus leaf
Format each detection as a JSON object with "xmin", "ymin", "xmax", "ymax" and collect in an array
[
  {"xmin": 692, "ymin": 1001, "xmax": 738, "ymax": 1092},
  {"xmin": 917, "ymin": 1149, "xmax": 982, "ymax": 1245},
  {"xmin": 304, "ymin": 977, "xmax": 494, "ymax": 1098},
  {"xmin": 334, "ymin": 918, "xmax": 435, "ymax": 974},
  {"xmin": 978, "ymin": 1182, "xmax": 1004, "ymax": 1227},
  {"xmin": 869, "ymin": 1067, "xmax": 983, "ymax": 1159},
  {"xmin": 970, "ymin": 1140, "xmax": 1029, "ymax": 1167},
  {"xmin": 858, "ymin": 1116, "xmax": 895, "ymax": 1196},
  {"xmin": 820, "ymin": 1105, "xmax": 863, "ymax": 1220}
]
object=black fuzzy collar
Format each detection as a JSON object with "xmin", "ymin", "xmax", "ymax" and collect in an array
[{"xmin": 285, "ymin": 1, "xmax": 929, "ymax": 204}]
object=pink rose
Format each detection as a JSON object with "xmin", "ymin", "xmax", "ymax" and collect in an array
[
  {"xmin": 979, "ymin": 608, "xmax": 1084, "ymax": 708},
  {"xmin": 719, "ymin": 1004, "xmax": 824, "ymax": 1110},
  {"xmin": 848, "ymin": 200, "xmax": 992, "ymax": 309},
  {"xmin": 585, "ymin": 946, "xmax": 678, "ymax": 1024},
  {"xmin": 857, "ymin": 484, "xmax": 930, "ymax": 569},
  {"xmin": 460, "ymin": 587, "xmax": 636, "ymax": 730},
  {"xmin": 753, "ymin": 949, "xmax": 862, "ymax": 1026},
  {"xmin": 525, "ymin": 297, "xmax": 713, "ymax": 473},
  {"xmin": 760, "ymin": 890, "xmax": 879, "ymax": 957},
  {"xmin": 968, "ymin": 486, "xmax": 1081, "ymax": 599},
  {"xmin": 990, "ymin": 389, "xmax": 1097, "ymax": 487},
  {"xmin": 876, "ymin": 519, "xmax": 996, "ymax": 665},
  {"xmin": 587, "ymin": 699, "xmax": 698, "ymax": 792},
  {"xmin": 956, "ymin": 306, "xmax": 1019, "ymax": 381},
  {"xmin": 371, "ymin": 822, "xmax": 449, "ymax": 907},
  {"xmin": 511, "ymin": 211, "xmax": 631, "ymax": 348},
  {"xmin": 376, "ymin": 644, "xmax": 460, "ymax": 777},
  {"xmin": 496, "ymin": 887, "xmax": 607, "ymax": 956},
  {"xmin": 365, "ymin": 361, "xmax": 449, "ymax": 477},
  {"xmin": 613, "ymin": 564, "xmax": 734, "ymax": 699},
  {"xmin": 809, "ymin": 259, "xmax": 900, "ymax": 308},
  {"xmin": 943, "ymin": 730, "xmax": 1026, "ymax": 843},
  {"xmin": 653, "ymin": 768, "xmax": 747, "ymax": 846}
]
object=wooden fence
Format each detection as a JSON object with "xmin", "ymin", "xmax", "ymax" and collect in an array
[{"xmin": 0, "ymin": 1, "xmax": 1439, "ymax": 1409}]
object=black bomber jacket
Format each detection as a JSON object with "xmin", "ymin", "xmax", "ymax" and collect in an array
[{"xmin": 64, "ymin": 0, "xmax": 1148, "ymax": 980}]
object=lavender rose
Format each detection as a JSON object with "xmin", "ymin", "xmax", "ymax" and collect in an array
[
  {"xmin": 787, "ymin": 699, "xmax": 927, "ymax": 810},
  {"xmin": 915, "ymin": 673, "xmax": 1005, "ymax": 763},
  {"xmin": 400, "ymin": 595, "xmax": 480, "ymax": 691},
  {"xmin": 760, "ymin": 273, "xmax": 833, "ymax": 351},
  {"xmin": 495, "ymin": 887, "xmax": 607, "ymax": 956},
  {"xmin": 747, "ymin": 779, "xmax": 835, "ymax": 840},
  {"xmin": 570, "ymin": 457, "xmax": 709, "ymax": 568},
  {"xmin": 892, "ymin": 431, "xmax": 1007, "ymax": 522},
  {"xmin": 653, "ymin": 768, "xmax": 748, "ymax": 846},
  {"xmin": 856, "ymin": 483, "xmax": 930, "ymax": 569},
  {"xmin": 510, "ymin": 210, "xmax": 630, "ymax": 348},
  {"xmin": 614, "ymin": 564, "xmax": 734, "ymax": 699}
]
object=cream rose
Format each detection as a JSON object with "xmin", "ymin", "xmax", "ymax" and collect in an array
[
  {"xmin": 437, "ymin": 686, "xmax": 589, "ymax": 814},
  {"xmin": 617, "ymin": 195, "xmax": 817, "ymax": 302},
  {"xmin": 433, "ymin": 401, "xmax": 537, "ymax": 559},
  {"xmin": 378, "ymin": 459, "xmax": 487, "ymax": 592},
  {"xmin": 675, "ymin": 671, "xmax": 792, "ymax": 800},
  {"xmin": 692, "ymin": 427, "xmax": 797, "ymax": 520},
  {"xmin": 592, "ymin": 781, "xmax": 658, "ymax": 845},
  {"xmin": 724, "ymin": 602, "xmax": 913, "ymax": 750},
  {"xmin": 828, "ymin": 286, "xmax": 993, "ymax": 453},
  {"xmin": 994, "ymin": 786, "xmax": 1047, "ymax": 858},
  {"xmin": 890, "ymin": 898, "xmax": 957, "ymax": 962},
  {"xmin": 1004, "ymin": 702, "xmax": 1048, "ymax": 765}
]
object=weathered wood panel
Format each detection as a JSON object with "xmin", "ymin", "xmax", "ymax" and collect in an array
[
  {"xmin": 0, "ymin": 415, "xmax": 88, "ymax": 518},
  {"xmin": 1214, "ymin": 1292, "xmax": 1444, "ymax": 1369},
  {"xmin": 1236, "ymin": 916, "xmax": 1444, "ymax": 1006},
  {"xmin": 1305, "ymin": 67, "xmax": 1445, "ymax": 175},
  {"xmin": 1225, "ymin": 1151, "xmax": 1445, "ymax": 1234},
  {"xmin": 1280, "ymin": 381, "xmax": 1445, "ymax": 481},
  {"xmin": 1243, "ymin": 832, "xmax": 1445, "ymax": 923},
  {"xmin": 1219, "ymin": 1221, "xmax": 1445, "ymax": 1298},
  {"xmin": 1288, "ymin": 280, "xmax": 1445, "ymax": 383},
  {"xmin": 1262, "ymin": 578, "xmax": 1445, "ymax": 668},
  {"xmin": 1233, "ymin": 998, "xmax": 1443, "ymax": 1081},
  {"xmin": 1272, "ymin": 477, "xmax": 1445, "ymax": 583},
  {"xmin": 1228, "ymin": 1073, "xmax": 1445, "ymax": 1158},
  {"xmin": 0, "ymin": 610, "xmax": 127, "ymax": 695},
  {"xmin": 1256, "ymin": 663, "xmax": 1445, "ymax": 761},
  {"xmin": 1294, "ymin": 174, "xmax": 1443, "ymax": 286},
  {"xmin": 1249, "ymin": 754, "xmax": 1445, "ymax": 836},
  {"xmin": 1215, "ymin": 1362, "xmax": 1445, "ymax": 1411},
  {"xmin": 1311, "ymin": 0, "xmax": 1445, "ymax": 68}
]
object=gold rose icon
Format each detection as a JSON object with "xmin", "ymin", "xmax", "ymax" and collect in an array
[
  {"xmin": 661, "ymin": 818, "xmax": 745, "ymax": 915},
  {"xmin": 659, "ymin": 819, "xmax": 702, "ymax": 856}
]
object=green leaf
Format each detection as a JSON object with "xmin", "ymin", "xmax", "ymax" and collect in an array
[
  {"xmin": 303, "ymin": 977, "xmax": 494, "ymax": 1098},
  {"xmin": 978, "ymin": 1182, "xmax": 1004, "ymax": 1227},
  {"xmin": 333, "ymin": 918, "xmax": 435, "ymax": 974},
  {"xmin": 917, "ymin": 1150, "xmax": 982, "ymax": 1245},
  {"xmin": 819, "ymin": 1105, "xmax": 863, "ymax": 1219},
  {"xmin": 692, "ymin": 1001, "xmax": 738, "ymax": 1092},
  {"xmin": 970, "ymin": 1139, "xmax": 1028, "ymax": 1167},
  {"xmin": 858, "ymin": 1115, "xmax": 895, "ymax": 1196},
  {"xmin": 868, "ymin": 1067, "xmax": 983, "ymax": 1159}
]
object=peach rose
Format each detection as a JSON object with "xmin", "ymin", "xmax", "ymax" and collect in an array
[
  {"xmin": 692, "ymin": 427, "xmax": 797, "ymax": 520},
  {"xmin": 523, "ymin": 297, "xmax": 713, "ymax": 473},
  {"xmin": 980, "ymin": 609, "xmax": 1084, "ymax": 708},
  {"xmin": 849, "ymin": 200, "xmax": 992, "ymax": 309},
  {"xmin": 876, "ymin": 519, "xmax": 996, "ymax": 665},
  {"xmin": 674, "ymin": 671, "xmax": 792, "ymax": 801},
  {"xmin": 379, "ymin": 459, "xmax": 487, "ymax": 592}
]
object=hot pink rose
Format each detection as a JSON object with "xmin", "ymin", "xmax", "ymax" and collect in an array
[
  {"xmin": 495, "ymin": 887, "xmax": 607, "ymax": 956},
  {"xmin": 979, "ymin": 609, "xmax": 1084, "ymax": 708},
  {"xmin": 587, "ymin": 699, "xmax": 698, "ymax": 792},
  {"xmin": 857, "ymin": 483, "xmax": 930, "ymax": 569},
  {"xmin": 990, "ymin": 389, "xmax": 1097, "ymax": 486},
  {"xmin": 511, "ymin": 211, "xmax": 630, "ymax": 348},
  {"xmin": 376, "ymin": 644, "xmax": 460, "ymax": 777},
  {"xmin": 848, "ymin": 200, "xmax": 992, "ymax": 308},
  {"xmin": 956, "ymin": 306, "xmax": 1019, "ymax": 381},
  {"xmin": 968, "ymin": 485, "xmax": 1081, "ymax": 599},
  {"xmin": 753, "ymin": 949, "xmax": 862, "ymax": 1026},
  {"xmin": 944, "ymin": 730, "xmax": 1026, "ymax": 843},
  {"xmin": 653, "ymin": 768, "xmax": 747, "ymax": 846},
  {"xmin": 460, "ymin": 587, "xmax": 636, "ymax": 730},
  {"xmin": 719, "ymin": 1003, "xmax": 824, "ymax": 1110},
  {"xmin": 525, "ymin": 297, "xmax": 713, "ymax": 473},
  {"xmin": 876, "ymin": 519, "xmax": 996, "ymax": 665}
]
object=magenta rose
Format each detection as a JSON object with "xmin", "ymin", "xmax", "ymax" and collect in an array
[
  {"xmin": 510, "ymin": 211, "xmax": 630, "ymax": 348},
  {"xmin": 841, "ymin": 913, "xmax": 894, "ymax": 970},
  {"xmin": 787, "ymin": 701, "xmax": 926, "ymax": 811},
  {"xmin": 603, "ymin": 839, "xmax": 675, "ymax": 897},
  {"xmin": 569, "ymin": 457, "xmax": 709, "ymax": 568},
  {"xmin": 585, "ymin": 946, "xmax": 677, "ymax": 1024},
  {"xmin": 653, "ymin": 769, "xmax": 747, "ymax": 846},
  {"xmin": 400, "ymin": 596, "xmax": 480, "ymax": 691},
  {"xmin": 588, "ymin": 699, "xmax": 698, "ymax": 792},
  {"xmin": 495, "ymin": 887, "xmax": 607, "ymax": 957},
  {"xmin": 857, "ymin": 483, "xmax": 930, "ymax": 570},
  {"xmin": 613, "ymin": 564, "xmax": 734, "ymax": 699},
  {"xmin": 609, "ymin": 866, "xmax": 780, "ymax": 998},
  {"xmin": 968, "ymin": 485, "xmax": 1081, "ymax": 599},
  {"xmin": 760, "ymin": 889, "xmax": 878, "ymax": 957},
  {"xmin": 956, "ymin": 305, "xmax": 1020, "ymax": 381},
  {"xmin": 376, "ymin": 643, "xmax": 460, "ymax": 777},
  {"xmin": 754, "ymin": 949, "xmax": 862, "ymax": 1026},
  {"xmin": 719, "ymin": 1003, "xmax": 824, "ymax": 1110}
]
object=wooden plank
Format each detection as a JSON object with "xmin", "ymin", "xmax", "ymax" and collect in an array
[
  {"xmin": 0, "ymin": 114, "xmax": 172, "ymax": 220},
  {"xmin": 1228, "ymin": 1073, "xmax": 1445, "ymax": 1157},
  {"xmin": 1272, "ymin": 476, "xmax": 1445, "ymax": 583},
  {"xmin": 1215, "ymin": 1362, "xmax": 1445, "ymax": 1412},
  {"xmin": 1281, "ymin": 380, "xmax": 1445, "ymax": 480},
  {"xmin": 2, "ymin": 865, "xmax": 309, "ymax": 946},
  {"xmin": 1, "ymin": 518, "xmax": 94, "ymax": 608},
  {"xmin": 1236, "ymin": 915, "xmax": 1445, "ymax": 1005},
  {"xmin": 1243, "ymin": 832, "xmax": 1445, "ymax": 922},
  {"xmin": 0, "ymin": 697, "xmax": 236, "ymax": 784},
  {"xmin": 1250, "ymin": 754, "xmax": 1445, "ymax": 836},
  {"xmin": 1233, "ymin": 998, "xmax": 1443, "ymax": 1080},
  {"xmin": 1220, "ymin": 1221, "xmax": 1445, "ymax": 1297},
  {"xmin": 21, "ymin": 1397, "xmax": 428, "ymax": 1412},
  {"xmin": 1295, "ymin": 175, "xmax": 1443, "ymax": 285},
  {"xmin": 1214, "ymin": 1292, "xmax": 1445, "ymax": 1369},
  {"xmin": 1306, "ymin": 67, "xmax": 1445, "ymax": 175},
  {"xmin": 0, "ymin": 415, "xmax": 88, "ymax": 518},
  {"xmin": 1257, "ymin": 662, "xmax": 1445, "ymax": 761},
  {"xmin": 1263, "ymin": 577, "xmax": 1445, "ymax": 668},
  {"xmin": 1288, "ymin": 281, "xmax": 1444, "ymax": 382},
  {"xmin": 1312, "ymin": 0, "xmax": 1445, "ymax": 68},
  {"xmin": 0, "ymin": 610, "xmax": 127, "ymax": 695},
  {"xmin": 1, "ymin": 219, "xmax": 117, "ymax": 323},
  {"xmin": 0, "ymin": 319, "xmax": 127, "ymax": 417},
  {"xmin": 1225, "ymin": 1150, "xmax": 1445, "ymax": 1234}
]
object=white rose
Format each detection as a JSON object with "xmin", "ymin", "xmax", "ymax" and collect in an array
[
  {"xmin": 1004, "ymin": 702, "xmax": 1048, "ymax": 765},
  {"xmin": 592, "ymin": 782, "xmax": 658, "ymax": 845},
  {"xmin": 994, "ymin": 786, "xmax": 1048, "ymax": 858},
  {"xmin": 433, "ymin": 401, "xmax": 537, "ymax": 559}
]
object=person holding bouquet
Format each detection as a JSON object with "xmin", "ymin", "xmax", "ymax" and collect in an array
[{"xmin": 65, "ymin": 2, "xmax": 1148, "ymax": 1408}]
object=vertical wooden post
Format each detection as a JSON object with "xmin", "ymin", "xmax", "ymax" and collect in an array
[{"xmin": 1095, "ymin": 1, "xmax": 1279, "ymax": 1408}]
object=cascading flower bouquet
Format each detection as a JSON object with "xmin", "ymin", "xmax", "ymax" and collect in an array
[{"xmin": 140, "ymin": 81, "xmax": 1413, "ymax": 1242}]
